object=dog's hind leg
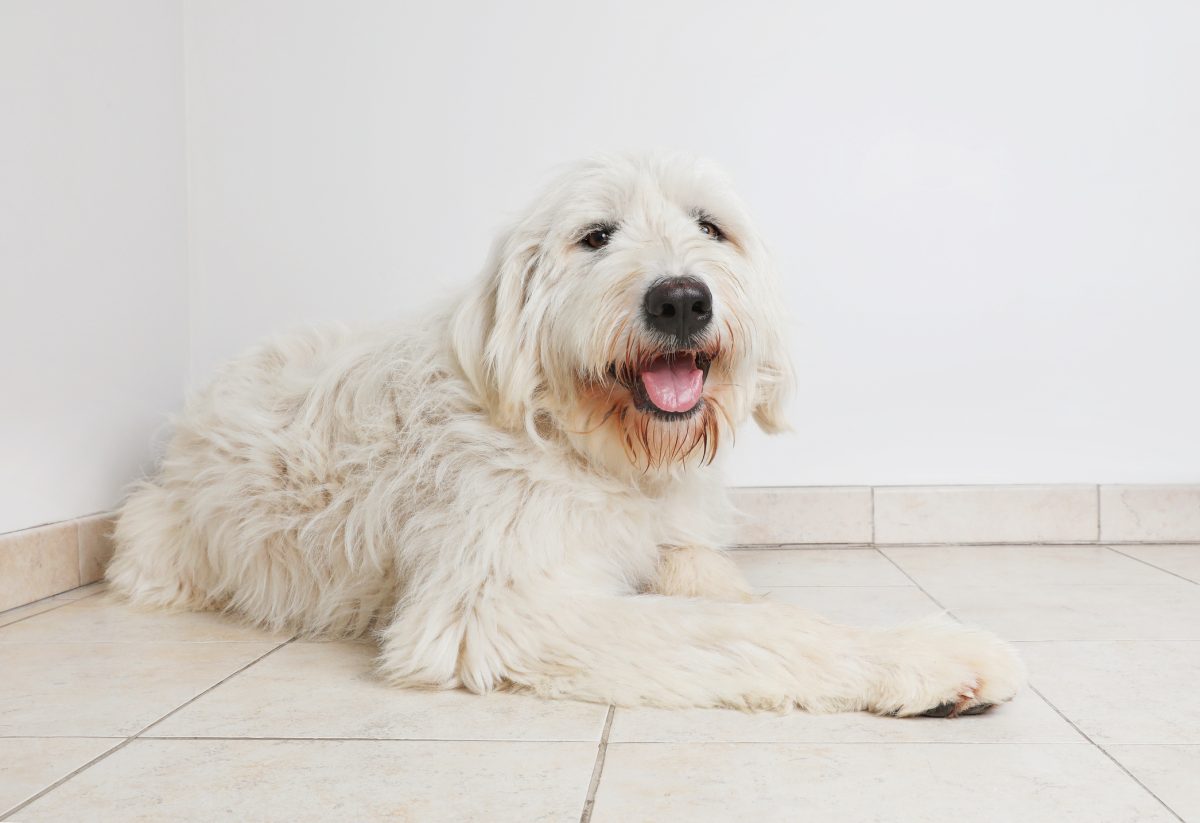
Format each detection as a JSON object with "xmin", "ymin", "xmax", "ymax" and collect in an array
[{"xmin": 106, "ymin": 481, "xmax": 218, "ymax": 611}]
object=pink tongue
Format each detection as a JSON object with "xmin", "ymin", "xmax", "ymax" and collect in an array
[{"xmin": 640, "ymin": 356, "xmax": 704, "ymax": 413}]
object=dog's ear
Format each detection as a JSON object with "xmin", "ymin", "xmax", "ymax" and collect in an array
[
  {"xmin": 750, "ymin": 273, "xmax": 796, "ymax": 434},
  {"xmin": 450, "ymin": 232, "xmax": 542, "ymax": 431}
]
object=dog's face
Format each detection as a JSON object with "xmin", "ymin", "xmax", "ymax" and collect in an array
[{"xmin": 452, "ymin": 153, "xmax": 793, "ymax": 477}]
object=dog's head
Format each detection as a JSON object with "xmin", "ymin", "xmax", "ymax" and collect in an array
[{"xmin": 451, "ymin": 152, "xmax": 793, "ymax": 477}]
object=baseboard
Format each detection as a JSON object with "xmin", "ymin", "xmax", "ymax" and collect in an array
[
  {"xmin": 3, "ymin": 485, "xmax": 1198, "ymax": 614},
  {"xmin": 730, "ymin": 484, "xmax": 1200, "ymax": 546},
  {"xmin": 0, "ymin": 513, "xmax": 115, "ymax": 613}
]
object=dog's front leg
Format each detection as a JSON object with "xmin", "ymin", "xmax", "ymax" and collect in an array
[
  {"xmin": 379, "ymin": 588, "xmax": 1024, "ymax": 716},
  {"xmin": 645, "ymin": 545, "xmax": 758, "ymax": 602},
  {"xmin": 507, "ymin": 595, "xmax": 1024, "ymax": 715}
]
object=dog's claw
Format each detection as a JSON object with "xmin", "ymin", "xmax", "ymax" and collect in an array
[
  {"xmin": 918, "ymin": 700, "xmax": 995, "ymax": 718},
  {"xmin": 959, "ymin": 702, "xmax": 995, "ymax": 716},
  {"xmin": 919, "ymin": 701, "xmax": 958, "ymax": 718}
]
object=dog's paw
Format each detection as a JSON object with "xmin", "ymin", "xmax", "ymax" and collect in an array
[{"xmin": 869, "ymin": 617, "xmax": 1026, "ymax": 718}]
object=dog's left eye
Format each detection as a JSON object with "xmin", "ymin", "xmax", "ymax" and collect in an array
[{"xmin": 698, "ymin": 220, "xmax": 723, "ymax": 240}]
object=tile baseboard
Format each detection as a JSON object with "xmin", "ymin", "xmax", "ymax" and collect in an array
[
  {"xmin": 732, "ymin": 484, "xmax": 1200, "ymax": 547},
  {"xmin": 1100, "ymin": 485, "xmax": 1200, "ymax": 542},
  {"xmin": 3, "ymin": 485, "xmax": 1198, "ymax": 612},
  {"xmin": 729, "ymin": 487, "xmax": 873, "ymax": 545},
  {"xmin": 0, "ymin": 513, "xmax": 115, "ymax": 613}
]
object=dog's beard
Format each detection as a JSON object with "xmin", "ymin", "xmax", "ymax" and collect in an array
[{"xmin": 574, "ymin": 331, "xmax": 733, "ymax": 470}]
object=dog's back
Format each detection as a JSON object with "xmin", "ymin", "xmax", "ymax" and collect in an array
[{"xmin": 106, "ymin": 321, "xmax": 460, "ymax": 637}]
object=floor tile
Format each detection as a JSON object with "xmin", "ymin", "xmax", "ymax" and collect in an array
[
  {"xmin": 0, "ymin": 737, "xmax": 120, "ymax": 817},
  {"xmin": 1110, "ymin": 544, "xmax": 1200, "ymax": 583},
  {"xmin": 730, "ymin": 549, "xmax": 909, "ymax": 587},
  {"xmin": 147, "ymin": 641, "xmax": 608, "ymax": 742},
  {"xmin": 0, "ymin": 583, "xmax": 102, "ymax": 629},
  {"xmin": 761, "ymin": 586, "xmax": 943, "ymax": 626},
  {"xmin": 609, "ymin": 690, "xmax": 1079, "ymax": 744},
  {"xmin": 18, "ymin": 738, "xmax": 594, "ymax": 822},
  {"xmin": 1021, "ymin": 642, "xmax": 1200, "ymax": 744},
  {"xmin": 592, "ymin": 743, "xmax": 1172, "ymax": 823},
  {"xmin": 0, "ymin": 593, "xmax": 287, "ymax": 643},
  {"xmin": 874, "ymin": 485, "xmax": 1098, "ymax": 544},
  {"xmin": 1106, "ymin": 745, "xmax": 1200, "ymax": 822},
  {"xmin": 937, "ymin": 585, "xmax": 1200, "ymax": 640},
  {"xmin": 0, "ymin": 641, "xmax": 281, "ymax": 736},
  {"xmin": 883, "ymin": 545, "xmax": 1182, "ymax": 589}
]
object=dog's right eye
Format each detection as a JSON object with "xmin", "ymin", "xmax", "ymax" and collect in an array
[{"xmin": 581, "ymin": 228, "xmax": 612, "ymax": 250}]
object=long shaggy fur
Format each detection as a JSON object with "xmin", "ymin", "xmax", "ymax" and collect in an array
[{"xmin": 108, "ymin": 153, "xmax": 1024, "ymax": 715}]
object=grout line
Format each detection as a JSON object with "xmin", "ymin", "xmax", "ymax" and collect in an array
[
  {"xmin": 758, "ymin": 585, "xmax": 918, "ymax": 589},
  {"xmin": 1103, "ymin": 546, "xmax": 1199, "ymax": 586},
  {"xmin": 0, "ymin": 735, "xmax": 1097, "ymax": 744},
  {"xmin": 875, "ymin": 549, "xmax": 949, "ymax": 612},
  {"xmin": 870, "ymin": 487, "xmax": 877, "ymax": 545},
  {"xmin": 1095, "ymin": 485, "xmax": 1102, "ymax": 542},
  {"xmin": 1025, "ymin": 684, "xmax": 1185, "ymax": 823},
  {"xmin": 579, "ymin": 706, "xmax": 615, "ymax": 823},
  {"xmin": 0, "ymin": 636, "xmax": 297, "ymax": 821},
  {"xmin": 730, "ymin": 540, "xmax": 1200, "ymax": 550},
  {"xmin": 569, "ymin": 739, "xmax": 1091, "ymax": 746},
  {"xmin": 73, "ymin": 521, "xmax": 84, "ymax": 592},
  {"xmin": 0, "ymin": 590, "xmax": 105, "ymax": 631},
  {"xmin": 0, "ymin": 737, "xmax": 127, "ymax": 821}
]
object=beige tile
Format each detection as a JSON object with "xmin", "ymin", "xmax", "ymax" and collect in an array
[
  {"xmin": 0, "ymin": 737, "xmax": 121, "ymax": 817},
  {"xmin": 609, "ymin": 689, "xmax": 1078, "ymax": 744},
  {"xmin": 1111, "ymin": 544, "xmax": 1200, "ymax": 583},
  {"xmin": 762, "ymin": 586, "xmax": 942, "ymax": 626},
  {"xmin": 0, "ymin": 592, "xmax": 286, "ymax": 643},
  {"xmin": 19, "ymin": 738, "xmax": 595, "ymax": 823},
  {"xmin": 0, "ymin": 521, "xmax": 80, "ymax": 611},
  {"xmin": 0, "ymin": 583, "xmax": 102, "ymax": 629},
  {"xmin": 1106, "ymin": 745, "xmax": 1200, "ymax": 822},
  {"xmin": 731, "ymin": 548, "xmax": 910, "ymax": 587},
  {"xmin": 729, "ymin": 487, "xmax": 872, "ymax": 545},
  {"xmin": 77, "ymin": 513, "xmax": 116, "ymax": 585},
  {"xmin": 874, "ymin": 485, "xmax": 1098, "ymax": 544},
  {"xmin": 1022, "ymin": 641, "xmax": 1200, "ymax": 744},
  {"xmin": 148, "ymin": 640, "xmax": 608, "ymax": 742},
  {"xmin": 883, "ymin": 545, "xmax": 1183, "ymax": 589},
  {"xmin": 937, "ymin": 585, "xmax": 1200, "ymax": 641},
  {"xmin": 592, "ymin": 743, "xmax": 1172, "ymax": 823},
  {"xmin": 1101, "ymin": 485, "xmax": 1200, "ymax": 542},
  {"xmin": 0, "ymin": 641, "xmax": 281, "ymax": 736}
]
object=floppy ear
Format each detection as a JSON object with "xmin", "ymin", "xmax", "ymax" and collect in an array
[
  {"xmin": 449, "ymin": 231, "xmax": 542, "ymax": 431},
  {"xmin": 750, "ymin": 265, "xmax": 796, "ymax": 434}
]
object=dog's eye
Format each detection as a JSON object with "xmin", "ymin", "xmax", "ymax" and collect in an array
[
  {"xmin": 698, "ymin": 220, "xmax": 723, "ymax": 240},
  {"xmin": 581, "ymin": 228, "xmax": 612, "ymax": 250}
]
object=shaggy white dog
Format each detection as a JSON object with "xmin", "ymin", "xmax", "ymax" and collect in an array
[{"xmin": 108, "ymin": 153, "xmax": 1023, "ymax": 716}]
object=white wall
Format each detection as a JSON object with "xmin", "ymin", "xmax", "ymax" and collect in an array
[
  {"xmin": 0, "ymin": 1, "xmax": 189, "ymax": 533},
  {"xmin": 184, "ymin": 0, "xmax": 1200, "ymax": 487},
  {"xmin": 4, "ymin": 1, "xmax": 1195, "ymax": 532}
]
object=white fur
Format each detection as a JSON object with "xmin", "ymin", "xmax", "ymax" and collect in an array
[{"xmin": 108, "ymin": 152, "xmax": 1024, "ymax": 715}]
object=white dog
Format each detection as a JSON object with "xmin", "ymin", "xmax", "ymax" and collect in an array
[{"xmin": 108, "ymin": 153, "xmax": 1023, "ymax": 717}]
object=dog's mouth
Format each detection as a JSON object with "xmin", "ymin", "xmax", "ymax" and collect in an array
[{"xmin": 612, "ymin": 351, "xmax": 712, "ymax": 420}]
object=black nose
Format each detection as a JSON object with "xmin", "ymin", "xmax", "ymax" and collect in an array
[{"xmin": 643, "ymin": 277, "xmax": 713, "ymax": 343}]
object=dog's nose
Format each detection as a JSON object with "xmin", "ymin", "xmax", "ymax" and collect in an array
[{"xmin": 643, "ymin": 277, "xmax": 713, "ymax": 343}]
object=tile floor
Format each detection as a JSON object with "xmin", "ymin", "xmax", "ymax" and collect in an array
[{"xmin": 2, "ymin": 544, "xmax": 1199, "ymax": 821}]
